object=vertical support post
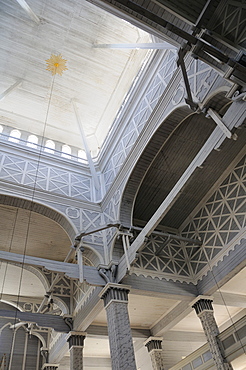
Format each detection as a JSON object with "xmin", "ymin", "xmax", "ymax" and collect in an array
[
  {"xmin": 8, "ymin": 329, "xmax": 17, "ymax": 370},
  {"xmin": 36, "ymin": 339, "xmax": 41, "ymax": 370},
  {"xmin": 192, "ymin": 297, "xmax": 232, "ymax": 370},
  {"xmin": 77, "ymin": 246, "xmax": 84, "ymax": 283},
  {"xmin": 72, "ymin": 100, "xmax": 100, "ymax": 190},
  {"xmin": 22, "ymin": 331, "xmax": 29, "ymax": 370},
  {"xmin": 100, "ymin": 283, "xmax": 137, "ymax": 370},
  {"xmin": 145, "ymin": 337, "xmax": 165, "ymax": 370},
  {"xmin": 67, "ymin": 331, "xmax": 86, "ymax": 370}
]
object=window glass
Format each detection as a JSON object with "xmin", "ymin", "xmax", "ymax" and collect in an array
[
  {"xmin": 61, "ymin": 144, "xmax": 71, "ymax": 159},
  {"xmin": 9, "ymin": 129, "xmax": 21, "ymax": 143},
  {"xmin": 44, "ymin": 139, "xmax": 55, "ymax": 154},
  {"xmin": 78, "ymin": 149, "xmax": 87, "ymax": 162},
  {"xmin": 27, "ymin": 134, "xmax": 38, "ymax": 148}
]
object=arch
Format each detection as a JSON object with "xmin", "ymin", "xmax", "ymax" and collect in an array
[
  {"xmin": 0, "ymin": 194, "xmax": 77, "ymax": 240},
  {"xmin": 44, "ymin": 139, "xmax": 55, "ymax": 154},
  {"xmin": 119, "ymin": 104, "xmax": 192, "ymax": 228},
  {"xmin": 0, "ymin": 299, "xmax": 23, "ymax": 312},
  {"xmin": 32, "ymin": 331, "xmax": 46, "ymax": 347},
  {"xmin": 61, "ymin": 144, "xmax": 71, "ymax": 159},
  {"xmin": 9, "ymin": 129, "xmax": 21, "ymax": 143},
  {"xmin": 27, "ymin": 134, "xmax": 38, "ymax": 149},
  {"xmin": 80, "ymin": 243, "xmax": 104, "ymax": 266},
  {"xmin": 52, "ymin": 297, "xmax": 69, "ymax": 315},
  {"xmin": 118, "ymin": 89, "xmax": 233, "ymax": 229}
]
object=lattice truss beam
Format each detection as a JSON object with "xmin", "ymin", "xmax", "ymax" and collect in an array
[
  {"xmin": 208, "ymin": 0, "xmax": 246, "ymax": 47},
  {"xmin": 133, "ymin": 156, "xmax": 246, "ymax": 280}
]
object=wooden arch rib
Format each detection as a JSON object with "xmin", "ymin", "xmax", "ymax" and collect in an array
[{"xmin": 119, "ymin": 105, "xmax": 192, "ymax": 227}]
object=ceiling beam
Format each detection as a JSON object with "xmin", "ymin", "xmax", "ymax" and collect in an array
[
  {"xmin": 0, "ymin": 80, "xmax": 22, "ymax": 102},
  {"xmin": 93, "ymin": 42, "xmax": 176, "ymax": 49},
  {"xmin": 87, "ymin": 324, "xmax": 150, "ymax": 338},
  {"xmin": 213, "ymin": 292, "xmax": 246, "ymax": 308},
  {"xmin": 15, "ymin": 0, "xmax": 40, "ymax": 24},
  {"xmin": 0, "ymin": 309, "xmax": 69, "ymax": 332},
  {"xmin": 150, "ymin": 300, "xmax": 194, "ymax": 336},
  {"xmin": 122, "ymin": 274, "xmax": 198, "ymax": 300},
  {"xmin": 0, "ymin": 250, "xmax": 105, "ymax": 286}
]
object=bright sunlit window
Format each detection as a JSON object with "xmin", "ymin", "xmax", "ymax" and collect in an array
[
  {"xmin": 61, "ymin": 144, "xmax": 71, "ymax": 159},
  {"xmin": 44, "ymin": 139, "xmax": 55, "ymax": 154},
  {"xmin": 9, "ymin": 129, "xmax": 21, "ymax": 143},
  {"xmin": 78, "ymin": 149, "xmax": 87, "ymax": 162},
  {"xmin": 27, "ymin": 134, "xmax": 38, "ymax": 149}
]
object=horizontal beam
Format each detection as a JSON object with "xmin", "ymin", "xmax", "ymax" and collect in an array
[
  {"xmin": 15, "ymin": 0, "xmax": 40, "ymax": 23},
  {"xmin": 0, "ymin": 80, "xmax": 22, "ymax": 101},
  {"xmin": 87, "ymin": 324, "xmax": 150, "ymax": 338},
  {"xmin": 77, "ymin": 223, "xmax": 120, "ymax": 238},
  {"xmin": 0, "ymin": 309, "xmax": 69, "ymax": 332},
  {"xmin": 122, "ymin": 274, "xmax": 198, "ymax": 300},
  {"xmin": 151, "ymin": 301, "xmax": 194, "ymax": 336},
  {"xmin": 213, "ymin": 292, "xmax": 246, "ymax": 308},
  {"xmin": 0, "ymin": 251, "xmax": 105, "ymax": 286},
  {"xmin": 131, "ymin": 226, "xmax": 202, "ymax": 245},
  {"xmin": 93, "ymin": 42, "xmax": 176, "ymax": 49}
]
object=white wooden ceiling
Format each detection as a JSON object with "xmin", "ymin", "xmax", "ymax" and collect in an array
[{"xmin": 0, "ymin": 0, "xmax": 151, "ymax": 154}]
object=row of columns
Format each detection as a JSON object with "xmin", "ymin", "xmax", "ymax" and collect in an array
[{"xmin": 43, "ymin": 286, "xmax": 232, "ymax": 370}]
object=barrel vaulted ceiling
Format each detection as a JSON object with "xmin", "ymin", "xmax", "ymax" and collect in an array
[{"xmin": 0, "ymin": 0, "xmax": 151, "ymax": 155}]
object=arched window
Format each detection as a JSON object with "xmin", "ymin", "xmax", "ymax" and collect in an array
[
  {"xmin": 27, "ymin": 134, "xmax": 38, "ymax": 149},
  {"xmin": 78, "ymin": 149, "xmax": 87, "ymax": 162},
  {"xmin": 9, "ymin": 129, "xmax": 21, "ymax": 143},
  {"xmin": 61, "ymin": 144, "xmax": 71, "ymax": 159},
  {"xmin": 44, "ymin": 139, "xmax": 55, "ymax": 154},
  {"xmin": 0, "ymin": 125, "xmax": 3, "ymax": 135}
]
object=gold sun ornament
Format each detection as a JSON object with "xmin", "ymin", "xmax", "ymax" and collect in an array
[{"xmin": 45, "ymin": 54, "xmax": 68, "ymax": 76}]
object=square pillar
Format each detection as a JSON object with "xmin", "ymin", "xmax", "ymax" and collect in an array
[
  {"xmin": 191, "ymin": 296, "xmax": 232, "ymax": 370},
  {"xmin": 145, "ymin": 337, "xmax": 165, "ymax": 370},
  {"xmin": 67, "ymin": 331, "xmax": 86, "ymax": 370},
  {"xmin": 100, "ymin": 283, "xmax": 137, "ymax": 370}
]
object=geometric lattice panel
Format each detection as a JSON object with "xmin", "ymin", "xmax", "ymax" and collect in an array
[
  {"xmin": 0, "ymin": 152, "xmax": 92, "ymax": 202},
  {"xmin": 103, "ymin": 50, "xmax": 177, "ymax": 191},
  {"xmin": 209, "ymin": 0, "xmax": 246, "ymax": 47},
  {"xmin": 133, "ymin": 156, "xmax": 245, "ymax": 280},
  {"xmin": 182, "ymin": 155, "xmax": 246, "ymax": 275},
  {"xmin": 133, "ymin": 234, "xmax": 190, "ymax": 278}
]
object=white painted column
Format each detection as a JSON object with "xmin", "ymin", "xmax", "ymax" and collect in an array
[
  {"xmin": 67, "ymin": 331, "xmax": 86, "ymax": 370},
  {"xmin": 192, "ymin": 297, "xmax": 232, "ymax": 370},
  {"xmin": 100, "ymin": 283, "xmax": 137, "ymax": 370},
  {"xmin": 21, "ymin": 331, "xmax": 29, "ymax": 370},
  {"xmin": 145, "ymin": 337, "xmax": 165, "ymax": 370}
]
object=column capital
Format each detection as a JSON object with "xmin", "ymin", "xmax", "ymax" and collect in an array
[
  {"xmin": 42, "ymin": 364, "xmax": 59, "ymax": 370},
  {"xmin": 67, "ymin": 331, "xmax": 87, "ymax": 349},
  {"xmin": 190, "ymin": 296, "xmax": 214, "ymax": 315},
  {"xmin": 144, "ymin": 337, "xmax": 163, "ymax": 352},
  {"xmin": 99, "ymin": 283, "xmax": 131, "ymax": 308}
]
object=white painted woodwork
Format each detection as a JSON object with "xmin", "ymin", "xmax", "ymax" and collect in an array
[
  {"xmin": 0, "ymin": 0, "xmax": 151, "ymax": 153},
  {"xmin": 0, "ymin": 205, "xmax": 70, "ymax": 261},
  {"xmin": 0, "ymin": 250, "xmax": 105, "ymax": 285},
  {"xmin": 0, "ymin": 262, "xmax": 45, "ymax": 297}
]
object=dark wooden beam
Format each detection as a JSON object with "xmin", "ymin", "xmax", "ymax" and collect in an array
[{"xmin": 0, "ymin": 309, "xmax": 70, "ymax": 332}]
